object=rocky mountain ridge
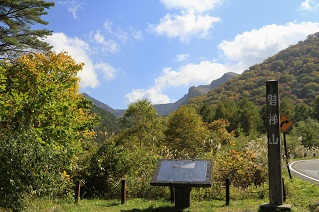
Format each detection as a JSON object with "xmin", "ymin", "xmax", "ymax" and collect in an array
[{"xmin": 83, "ymin": 72, "xmax": 238, "ymax": 116}]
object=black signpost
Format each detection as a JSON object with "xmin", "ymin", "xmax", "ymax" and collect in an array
[
  {"xmin": 260, "ymin": 80, "xmax": 291, "ymax": 211},
  {"xmin": 281, "ymin": 115, "xmax": 293, "ymax": 180},
  {"xmin": 150, "ymin": 159, "xmax": 213, "ymax": 209}
]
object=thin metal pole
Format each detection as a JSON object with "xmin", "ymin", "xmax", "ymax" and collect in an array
[{"xmin": 283, "ymin": 133, "xmax": 292, "ymax": 180}]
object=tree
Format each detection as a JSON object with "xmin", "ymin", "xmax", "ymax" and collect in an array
[
  {"xmin": 291, "ymin": 118, "xmax": 319, "ymax": 148},
  {"xmin": 206, "ymin": 119, "xmax": 234, "ymax": 146},
  {"xmin": 214, "ymin": 99, "xmax": 238, "ymax": 132},
  {"xmin": 312, "ymin": 96, "xmax": 319, "ymax": 121},
  {"xmin": 90, "ymin": 104, "xmax": 121, "ymax": 142},
  {"xmin": 1, "ymin": 52, "xmax": 95, "ymax": 147},
  {"xmin": 0, "ymin": 0, "xmax": 54, "ymax": 59},
  {"xmin": 199, "ymin": 103, "xmax": 215, "ymax": 123},
  {"xmin": 165, "ymin": 106, "xmax": 209, "ymax": 158},
  {"xmin": 259, "ymin": 105, "xmax": 268, "ymax": 134},
  {"xmin": 280, "ymin": 96, "xmax": 295, "ymax": 120},
  {"xmin": 0, "ymin": 52, "xmax": 96, "ymax": 210},
  {"xmin": 294, "ymin": 102, "xmax": 312, "ymax": 123},
  {"xmin": 119, "ymin": 99, "xmax": 162, "ymax": 148},
  {"xmin": 236, "ymin": 98, "xmax": 262, "ymax": 135}
]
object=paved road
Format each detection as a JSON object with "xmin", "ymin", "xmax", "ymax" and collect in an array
[{"xmin": 289, "ymin": 159, "xmax": 319, "ymax": 184}]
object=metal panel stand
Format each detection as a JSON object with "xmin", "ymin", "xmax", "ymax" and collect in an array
[{"xmin": 174, "ymin": 187, "xmax": 191, "ymax": 209}]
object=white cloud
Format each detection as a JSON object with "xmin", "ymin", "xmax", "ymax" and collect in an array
[
  {"xmin": 219, "ymin": 22, "xmax": 319, "ymax": 70},
  {"xmin": 300, "ymin": 0, "xmax": 319, "ymax": 10},
  {"xmin": 174, "ymin": 54, "xmax": 190, "ymax": 62},
  {"xmin": 301, "ymin": 0, "xmax": 312, "ymax": 10},
  {"xmin": 89, "ymin": 20, "xmax": 143, "ymax": 54},
  {"xmin": 125, "ymin": 88, "xmax": 172, "ymax": 105},
  {"xmin": 102, "ymin": 20, "xmax": 129, "ymax": 43},
  {"xmin": 45, "ymin": 32, "xmax": 99, "ymax": 89},
  {"xmin": 91, "ymin": 31, "xmax": 121, "ymax": 54},
  {"xmin": 150, "ymin": 10, "xmax": 220, "ymax": 43},
  {"xmin": 130, "ymin": 27, "xmax": 143, "ymax": 40},
  {"xmin": 125, "ymin": 61, "xmax": 228, "ymax": 105},
  {"xmin": 93, "ymin": 31, "xmax": 104, "ymax": 43},
  {"xmin": 59, "ymin": 0, "xmax": 83, "ymax": 19},
  {"xmin": 155, "ymin": 61, "xmax": 227, "ymax": 90},
  {"xmin": 160, "ymin": 0, "xmax": 224, "ymax": 13},
  {"xmin": 151, "ymin": 0, "xmax": 223, "ymax": 42},
  {"xmin": 103, "ymin": 20, "xmax": 113, "ymax": 34},
  {"xmin": 95, "ymin": 63, "xmax": 117, "ymax": 80}
]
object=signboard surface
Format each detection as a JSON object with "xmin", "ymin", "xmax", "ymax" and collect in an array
[
  {"xmin": 280, "ymin": 115, "xmax": 293, "ymax": 133},
  {"xmin": 150, "ymin": 159, "xmax": 213, "ymax": 187}
]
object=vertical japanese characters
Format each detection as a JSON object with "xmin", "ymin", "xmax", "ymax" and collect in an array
[{"xmin": 268, "ymin": 93, "xmax": 279, "ymax": 145}]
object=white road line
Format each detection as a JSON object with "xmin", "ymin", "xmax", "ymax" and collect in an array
[{"xmin": 289, "ymin": 160, "xmax": 319, "ymax": 183}]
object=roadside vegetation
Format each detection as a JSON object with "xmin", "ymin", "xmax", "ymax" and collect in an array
[{"xmin": 23, "ymin": 170, "xmax": 319, "ymax": 211}]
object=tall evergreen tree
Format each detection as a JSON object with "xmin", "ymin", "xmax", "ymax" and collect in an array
[{"xmin": 0, "ymin": 0, "xmax": 54, "ymax": 59}]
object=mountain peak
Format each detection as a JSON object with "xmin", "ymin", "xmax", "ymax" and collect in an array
[
  {"xmin": 82, "ymin": 93, "xmax": 125, "ymax": 117},
  {"xmin": 84, "ymin": 72, "xmax": 238, "ymax": 116},
  {"xmin": 154, "ymin": 72, "xmax": 238, "ymax": 115}
]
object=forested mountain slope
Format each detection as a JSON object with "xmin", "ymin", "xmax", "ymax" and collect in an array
[
  {"xmin": 83, "ymin": 93, "xmax": 125, "ymax": 117},
  {"xmin": 90, "ymin": 104, "xmax": 121, "ymax": 141},
  {"xmin": 190, "ymin": 32, "xmax": 319, "ymax": 107}
]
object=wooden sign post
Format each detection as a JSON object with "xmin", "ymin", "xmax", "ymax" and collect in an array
[
  {"xmin": 266, "ymin": 80, "xmax": 283, "ymax": 205},
  {"xmin": 261, "ymin": 81, "xmax": 291, "ymax": 211}
]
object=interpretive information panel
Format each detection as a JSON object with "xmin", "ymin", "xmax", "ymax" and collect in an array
[{"xmin": 151, "ymin": 159, "xmax": 213, "ymax": 187}]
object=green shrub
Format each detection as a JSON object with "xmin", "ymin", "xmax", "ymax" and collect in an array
[
  {"xmin": 211, "ymin": 137, "xmax": 268, "ymax": 189},
  {"xmin": 0, "ymin": 133, "xmax": 73, "ymax": 211},
  {"xmin": 78, "ymin": 141, "xmax": 127, "ymax": 198},
  {"xmin": 78, "ymin": 141, "xmax": 170, "ymax": 200}
]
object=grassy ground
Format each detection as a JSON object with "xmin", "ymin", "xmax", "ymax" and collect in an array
[
  {"xmin": 12, "ymin": 165, "xmax": 319, "ymax": 212},
  {"xmin": 24, "ymin": 197, "xmax": 319, "ymax": 212},
  {"xmin": 25, "ymin": 198, "xmax": 268, "ymax": 212},
  {"xmin": 24, "ymin": 176, "xmax": 319, "ymax": 212}
]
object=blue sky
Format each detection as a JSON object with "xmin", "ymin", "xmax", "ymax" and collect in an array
[{"xmin": 44, "ymin": 0, "xmax": 319, "ymax": 109}]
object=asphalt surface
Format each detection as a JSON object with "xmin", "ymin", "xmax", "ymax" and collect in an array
[{"xmin": 289, "ymin": 159, "xmax": 319, "ymax": 184}]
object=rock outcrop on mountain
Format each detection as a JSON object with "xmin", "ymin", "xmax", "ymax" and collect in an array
[
  {"xmin": 83, "ymin": 72, "xmax": 238, "ymax": 116},
  {"xmin": 153, "ymin": 72, "xmax": 238, "ymax": 115}
]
